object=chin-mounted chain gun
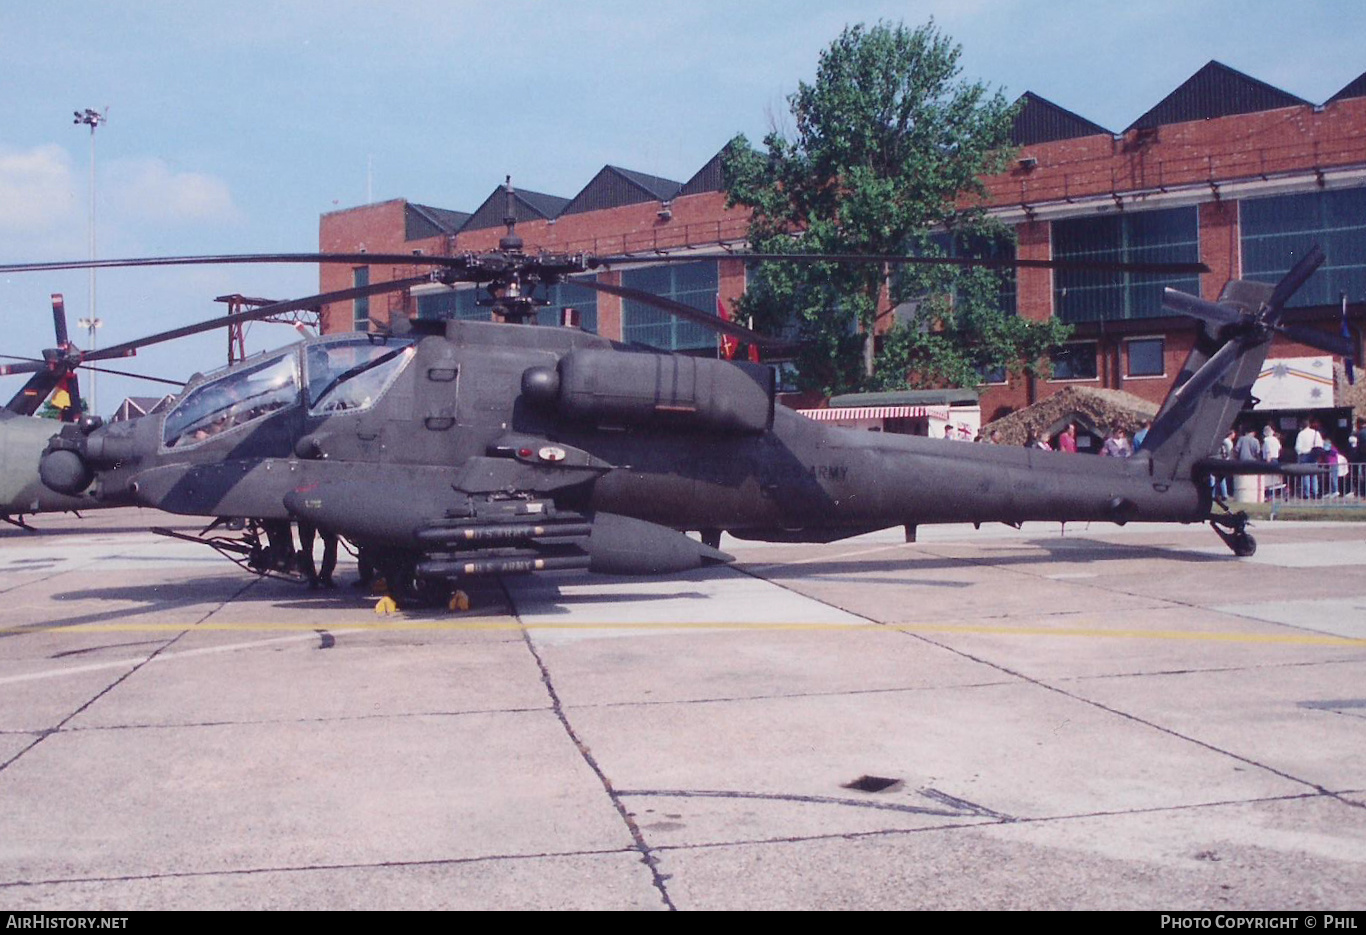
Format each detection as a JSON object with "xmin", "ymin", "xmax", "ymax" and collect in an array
[{"xmin": 38, "ymin": 417, "xmax": 139, "ymax": 495}]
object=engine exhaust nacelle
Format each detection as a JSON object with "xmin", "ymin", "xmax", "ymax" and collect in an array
[{"xmin": 522, "ymin": 349, "xmax": 774, "ymax": 434}]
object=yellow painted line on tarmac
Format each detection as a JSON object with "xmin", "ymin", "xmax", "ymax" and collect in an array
[{"xmin": 3, "ymin": 619, "xmax": 1365, "ymax": 646}]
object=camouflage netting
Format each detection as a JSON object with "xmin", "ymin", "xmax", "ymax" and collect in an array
[
  {"xmin": 1334, "ymin": 361, "xmax": 1366, "ymax": 416},
  {"xmin": 979, "ymin": 386, "xmax": 1160, "ymax": 447}
]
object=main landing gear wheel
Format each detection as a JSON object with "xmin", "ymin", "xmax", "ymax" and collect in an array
[{"xmin": 370, "ymin": 553, "xmax": 456, "ymax": 612}]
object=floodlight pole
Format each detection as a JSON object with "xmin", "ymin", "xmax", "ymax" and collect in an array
[{"xmin": 74, "ymin": 107, "xmax": 107, "ymax": 414}]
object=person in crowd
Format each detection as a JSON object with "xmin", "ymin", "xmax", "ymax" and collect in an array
[
  {"xmin": 1321, "ymin": 439, "xmax": 1345, "ymax": 498},
  {"xmin": 1262, "ymin": 426, "xmax": 1284, "ymax": 501},
  {"xmin": 1134, "ymin": 419, "xmax": 1152, "ymax": 450},
  {"xmin": 1057, "ymin": 423, "xmax": 1078, "ymax": 453},
  {"xmin": 1235, "ymin": 425, "xmax": 1262, "ymax": 461},
  {"xmin": 1102, "ymin": 426, "xmax": 1133, "ymax": 458},
  {"xmin": 1351, "ymin": 417, "xmax": 1366, "ymax": 496},
  {"xmin": 1295, "ymin": 419, "xmax": 1324, "ymax": 498},
  {"xmin": 1262, "ymin": 425, "xmax": 1282, "ymax": 463},
  {"xmin": 1210, "ymin": 429, "xmax": 1235, "ymax": 500},
  {"xmin": 1027, "ymin": 431, "xmax": 1051, "ymax": 451}
]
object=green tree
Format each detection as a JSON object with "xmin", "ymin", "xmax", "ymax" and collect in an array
[{"xmin": 724, "ymin": 20, "xmax": 1070, "ymax": 395}]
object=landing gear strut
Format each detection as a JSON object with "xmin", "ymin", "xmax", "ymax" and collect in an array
[{"xmin": 1210, "ymin": 510, "xmax": 1256, "ymax": 557}]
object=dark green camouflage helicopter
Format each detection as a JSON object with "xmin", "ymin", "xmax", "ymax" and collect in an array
[{"xmin": 0, "ymin": 205, "xmax": 1347, "ymax": 606}]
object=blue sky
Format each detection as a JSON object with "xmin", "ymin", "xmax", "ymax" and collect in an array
[{"xmin": 2, "ymin": 0, "xmax": 1363, "ymax": 413}]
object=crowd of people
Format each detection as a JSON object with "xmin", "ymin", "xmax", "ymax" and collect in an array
[
  {"xmin": 956, "ymin": 420, "xmax": 1147, "ymax": 456},
  {"xmin": 951, "ymin": 416, "xmax": 1366, "ymax": 500}
]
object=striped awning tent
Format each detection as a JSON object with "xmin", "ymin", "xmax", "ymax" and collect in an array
[{"xmin": 798, "ymin": 405, "xmax": 951, "ymax": 422}]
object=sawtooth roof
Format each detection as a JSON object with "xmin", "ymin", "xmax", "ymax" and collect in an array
[
  {"xmin": 1127, "ymin": 61, "xmax": 1310, "ymax": 131},
  {"xmin": 559, "ymin": 166, "xmax": 684, "ymax": 216},
  {"xmin": 405, "ymin": 203, "xmax": 471, "ymax": 241},
  {"xmin": 461, "ymin": 186, "xmax": 571, "ymax": 232},
  {"xmin": 1328, "ymin": 70, "xmax": 1366, "ymax": 103},
  {"xmin": 1011, "ymin": 92, "xmax": 1111, "ymax": 145}
]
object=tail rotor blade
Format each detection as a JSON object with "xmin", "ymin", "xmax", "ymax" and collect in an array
[
  {"xmin": 1265, "ymin": 245, "xmax": 1325, "ymax": 320},
  {"xmin": 1162, "ymin": 288, "xmax": 1243, "ymax": 326},
  {"xmin": 1273, "ymin": 322, "xmax": 1357, "ymax": 359}
]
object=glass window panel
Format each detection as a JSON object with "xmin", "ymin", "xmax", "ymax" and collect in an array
[
  {"xmin": 1126, "ymin": 337, "xmax": 1164, "ymax": 377},
  {"xmin": 539, "ymin": 278, "xmax": 598, "ymax": 332},
  {"xmin": 622, "ymin": 261, "xmax": 719, "ymax": 351},
  {"xmin": 1050, "ymin": 342, "xmax": 1098, "ymax": 380},
  {"xmin": 163, "ymin": 351, "xmax": 300, "ymax": 448},
  {"xmin": 306, "ymin": 337, "xmax": 416, "ymax": 413},
  {"xmin": 1054, "ymin": 207, "xmax": 1198, "ymax": 323},
  {"xmin": 415, "ymin": 288, "xmax": 490, "ymax": 322},
  {"xmin": 352, "ymin": 267, "xmax": 370, "ymax": 332},
  {"xmin": 1241, "ymin": 189, "xmax": 1366, "ymax": 309}
]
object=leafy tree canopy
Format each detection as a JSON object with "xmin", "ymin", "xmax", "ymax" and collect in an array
[{"xmin": 723, "ymin": 20, "xmax": 1070, "ymax": 396}]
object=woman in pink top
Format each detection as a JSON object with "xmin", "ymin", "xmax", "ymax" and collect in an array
[{"xmin": 1057, "ymin": 423, "xmax": 1078, "ymax": 453}]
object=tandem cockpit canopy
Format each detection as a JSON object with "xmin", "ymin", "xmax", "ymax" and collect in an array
[{"xmin": 162, "ymin": 350, "xmax": 301, "ymax": 448}]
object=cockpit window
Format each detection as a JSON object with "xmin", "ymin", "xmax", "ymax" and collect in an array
[
  {"xmin": 306, "ymin": 337, "xmax": 415, "ymax": 414},
  {"xmin": 163, "ymin": 352, "xmax": 300, "ymax": 448}
]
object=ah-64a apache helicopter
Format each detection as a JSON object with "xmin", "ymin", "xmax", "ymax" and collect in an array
[{"xmin": 0, "ymin": 198, "xmax": 1348, "ymax": 607}]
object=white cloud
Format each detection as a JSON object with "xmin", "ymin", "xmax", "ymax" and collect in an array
[
  {"xmin": 0, "ymin": 144, "xmax": 83, "ymax": 255},
  {"xmin": 105, "ymin": 158, "xmax": 242, "ymax": 225}
]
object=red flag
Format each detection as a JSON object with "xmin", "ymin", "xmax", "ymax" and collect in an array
[{"xmin": 717, "ymin": 295, "xmax": 738, "ymax": 361}]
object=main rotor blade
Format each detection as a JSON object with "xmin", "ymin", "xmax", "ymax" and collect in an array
[
  {"xmin": 0, "ymin": 359, "xmax": 45, "ymax": 376},
  {"xmin": 0, "ymin": 253, "xmax": 471, "ymax": 274},
  {"xmin": 51, "ymin": 294, "xmax": 69, "ymax": 348},
  {"xmin": 0, "ymin": 248, "xmax": 1209, "ymax": 278},
  {"xmin": 77, "ymin": 364, "xmax": 185, "ymax": 387},
  {"xmin": 595, "ymin": 252, "xmax": 1210, "ymax": 276},
  {"xmin": 83, "ymin": 276, "xmax": 434, "ymax": 363},
  {"xmin": 1273, "ymin": 322, "xmax": 1356, "ymax": 359},
  {"xmin": 576, "ymin": 279, "xmax": 794, "ymax": 350},
  {"xmin": 1162, "ymin": 288, "xmax": 1244, "ymax": 326},
  {"xmin": 1265, "ymin": 244, "xmax": 1325, "ymax": 320}
]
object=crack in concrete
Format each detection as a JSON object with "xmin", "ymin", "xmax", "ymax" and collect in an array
[
  {"xmin": 643, "ymin": 789, "xmax": 1351, "ymax": 855},
  {"xmin": 734, "ymin": 553, "xmax": 1366, "ymax": 815},
  {"xmin": 0, "ymin": 577, "xmax": 261, "ymax": 774},
  {"xmin": 500, "ymin": 579, "xmax": 677, "ymax": 911},
  {"xmin": 618, "ymin": 786, "xmax": 1007, "ymax": 820},
  {"xmin": 0, "ymin": 844, "xmax": 640, "ymax": 890}
]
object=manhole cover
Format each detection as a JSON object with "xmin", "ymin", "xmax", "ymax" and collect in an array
[{"xmin": 842, "ymin": 775, "xmax": 902, "ymax": 793}]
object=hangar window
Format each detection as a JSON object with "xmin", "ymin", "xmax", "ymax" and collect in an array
[
  {"xmin": 1242, "ymin": 188, "xmax": 1366, "ymax": 308},
  {"xmin": 416, "ymin": 287, "xmax": 486, "ymax": 321},
  {"xmin": 621, "ymin": 260, "xmax": 718, "ymax": 352},
  {"xmin": 1053, "ymin": 207, "xmax": 1199, "ymax": 323},
  {"xmin": 163, "ymin": 351, "xmax": 300, "ymax": 448},
  {"xmin": 353, "ymin": 267, "xmax": 371, "ymax": 332},
  {"xmin": 540, "ymin": 277, "xmax": 598, "ymax": 332}
]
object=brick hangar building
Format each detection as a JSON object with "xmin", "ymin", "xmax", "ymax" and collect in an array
[{"xmin": 318, "ymin": 62, "xmax": 1366, "ymax": 445}]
